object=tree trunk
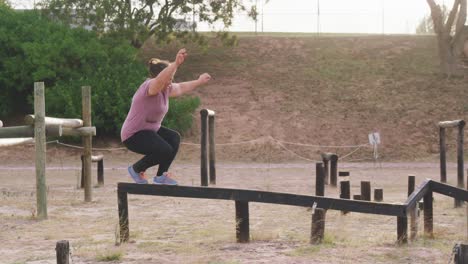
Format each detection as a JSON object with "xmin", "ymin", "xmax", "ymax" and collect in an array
[{"xmin": 428, "ymin": 0, "xmax": 468, "ymax": 77}]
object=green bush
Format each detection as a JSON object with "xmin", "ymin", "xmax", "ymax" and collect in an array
[{"xmin": 0, "ymin": 6, "xmax": 200, "ymax": 136}]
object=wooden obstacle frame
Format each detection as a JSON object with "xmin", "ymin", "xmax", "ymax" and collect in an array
[
  {"xmin": 0, "ymin": 83, "xmax": 97, "ymax": 219},
  {"xmin": 438, "ymin": 119, "xmax": 465, "ymax": 207},
  {"xmin": 117, "ymin": 179, "xmax": 468, "ymax": 245}
]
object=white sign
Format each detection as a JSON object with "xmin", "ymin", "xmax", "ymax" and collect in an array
[{"xmin": 368, "ymin": 132, "xmax": 381, "ymax": 145}]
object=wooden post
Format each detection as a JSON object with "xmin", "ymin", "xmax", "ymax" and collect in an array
[
  {"xmin": 118, "ymin": 191, "xmax": 129, "ymax": 243},
  {"xmin": 456, "ymin": 121, "xmax": 465, "ymax": 207},
  {"xmin": 310, "ymin": 208, "xmax": 326, "ymax": 244},
  {"xmin": 322, "ymin": 158, "xmax": 329, "ymax": 185},
  {"xmin": 82, "ymin": 86, "xmax": 92, "ymax": 202},
  {"xmin": 360, "ymin": 181, "xmax": 371, "ymax": 201},
  {"xmin": 397, "ymin": 216, "xmax": 408, "ymax": 244},
  {"xmin": 34, "ymin": 82, "xmax": 47, "ymax": 220},
  {"xmin": 56, "ymin": 240, "xmax": 70, "ymax": 264},
  {"xmin": 374, "ymin": 188, "xmax": 383, "ymax": 202},
  {"xmin": 200, "ymin": 109, "xmax": 208, "ymax": 186},
  {"xmin": 454, "ymin": 244, "xmax": 468, "ymax": 264},
  {"xmin": 80, "ymin": 155, "xmax": 85, "ymax": 189},
  {"xmin": 208, "ymin": 114, "xmax": 216, "ymax": 185},
  {"xmin": 330, "ymin": 154, "xmax": 338, "ymax": 187},
  {"xmin": 97, "ymin": 159, "xmax": 104, "ymax": 186},
  {"xmin": 423, "ymin": 190, "xmax": 433, "ymax": 238},
  {"xmin": 340, "ymin": 181, "xmax": 350, "ymax": 199},
  {"xmin": 315, "ymin": 163, "xmax": 325, "ymax": 196},
  {"xmin": 340, "ymin": 180, "xmax": 350, "ymax": 214},
  {"xmin": 440, "ymin": 127, "xmax": 447, "ymax": 183},
  {"xmin": 408, "ymin": 175, "xmax": 417, "ymax": 240},
  {"xmin": 235, "ymin": 201, "xmax": 249, "ymax": 243}
]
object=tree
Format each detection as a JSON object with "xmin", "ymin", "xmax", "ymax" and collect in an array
[
  {"xmin": 38, "ymin": 0, "xmax": 256, "ymax": 48},
  {"xmin": 426, "ymin": 0, "xmax": 468, "ymax": 77}
]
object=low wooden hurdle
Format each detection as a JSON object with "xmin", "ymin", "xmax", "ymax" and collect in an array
[
  {"xmin": 0, "ymin": 82, "xmax": 96, "ymax": 219},
  {"xmin": 438, "ymin": 119, "xmax": 465, "ymax": 207},
  {"xmin": 80, "ymin": 154, "xmax": 104, "ymax": 187},
  {"xmin": 117, "ymin": 179, "xmax": 468, "ymax": 245},
  {"xmin": 200, "ymin": 108, "xmax": 216, "ymax": 186}
]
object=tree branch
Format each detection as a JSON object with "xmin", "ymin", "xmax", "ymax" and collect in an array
[
  {"xmin": 427, "ymin": 0, "xmax": 445, "ymax": 35},
  {"xmin": 445, "ymin": 0, "xmax": 461, "ymax": 33}
]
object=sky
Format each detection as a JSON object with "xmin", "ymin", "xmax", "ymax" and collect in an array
[{"xmin": 9, "ymin": 0, "xmax": 456, "ymax": 34}]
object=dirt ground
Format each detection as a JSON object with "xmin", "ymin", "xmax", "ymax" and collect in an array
[{"xmin": 0, "ymin": 144, "xmax": 467, "ymax": 264}]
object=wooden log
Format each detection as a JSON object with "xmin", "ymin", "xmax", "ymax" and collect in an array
[
  {"xmin": 62, "ymin": 126, "xmax": 96, "ymax": 137},
  {"xmin": 0, "ymin": 138, "xmax": 34, "ymax": 147},
  {"xmin": 24, "ymin": 114, "xmax": 83, "ymax": 128},
  {"xmin": 200, "ymin": 109, "xmax": 208, "ymax": 186},
  {"xmin": 423, "ymin": 191, "xmax": 433, "ymax": 238},
  {"xmin": 56, "ymin": 240, "xmax": 70, "ymax": 264},
  {"xmin": 35, "ymin": 82, "xmax": 48, "ymax": 220},
  {"xmin": 338, "ymin": 171, "xmax": 350, "ymax": 177},
  {"xmin": 374, "ymin": 188, "xmax": 383, "ymax": 202},
  {"xmin": 397, "ymin": 216, "xmax": 408, "ymax": 244},
  {"xmin": 208, "ymin": 114, "xmax": 216, "ymax": 185},
  {"xmin": 118, "ymin": 190, "xmax": 129, "ymax": 243},
  {"xmin": 82, "ymin": 86, "xmax": 92, "ymax": 202},
  {"xmin": 235, "ymin": 201, "xmax": 249, "ymax": 243},
  {"xmin": 438, "ymin": 119, "xmax": 465, "ymax": 128},
  {"xmin": 315, "ymin": 163, "xmax": 325, "ymax": 196},
  {"xmin": 361, "ymin": 181, "xmax": 371, "ymax": 201},
  {"xmin": 440, "ymin": 127, "xmax": 447, "ymax": 183},
  {"xmin": 456, "ymin": 122, "xmax": 465, "ymax": 207},
  {"xmin": 310, "ymin": 208, "xmax": 326, "ymax": 244},
  {"xmin": 0, "ymin": 124, "xmax": 62, "ymax": 138}
]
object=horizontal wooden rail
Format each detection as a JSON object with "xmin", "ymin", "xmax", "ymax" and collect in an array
[
  {"xmin": 0, "ymin": 125, "xmax": 62, "ymax": 138},
  {"xmin": 430, "ymin": 181, "xmax": 468, "ymax": 201},
  {"xmin": 24, "ymin": 115, "xmax": 83, "ymax": 128},
  {"xmin": 118, "ymin": 183, "xmax": 406, "ymax": 217},
  {"xmin": 438, "ymin": 120, "xmax": 466, "ymax": 128},
  {"xmin": 0, "ymin": 137, "xmax": 34, "ymax": 147},
  {"xmin": 62, "ymin": 126, "xmax": 96, "ymax": 137}
]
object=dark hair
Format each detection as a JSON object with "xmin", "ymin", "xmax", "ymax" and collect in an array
[{"xmin": 148, "ymin": 58, "xmax": 169, "ymax": 78}]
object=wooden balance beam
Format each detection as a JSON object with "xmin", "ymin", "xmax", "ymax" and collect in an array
[{"xmin": 117, "ymin": 183, "xmax": 407, "ymax": 244}]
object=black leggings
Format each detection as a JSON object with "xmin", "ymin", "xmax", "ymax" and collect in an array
[{"xmin": 123, "ymin": 127, "xmax": 180, "ymax": 176}]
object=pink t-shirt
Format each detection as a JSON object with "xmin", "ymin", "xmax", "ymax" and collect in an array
[{"xmin": 120, "ymin": 79, "xmax": 178, "ymax": 142}]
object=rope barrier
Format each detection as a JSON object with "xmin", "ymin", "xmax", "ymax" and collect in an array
[{"xmin": 1, "ymin": 134, "xmax": 374, "ymax": 162}]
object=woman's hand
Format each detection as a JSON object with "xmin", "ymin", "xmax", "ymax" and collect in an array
[
  {"xmin": 175, "ymin": 48, "xmax": 187, "ymax": 66},
  {"xmin": 198, "ymin": 73, "xmax": 211, "ymax": 84}
]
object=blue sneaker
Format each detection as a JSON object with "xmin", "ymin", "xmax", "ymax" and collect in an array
[
  {"xmin": 153, "ymin": 174, "xmax": 178, "ymax": 185},
  {"xmin": 128, "ymin": 166, "xmax": 148, "ymax": 184}
]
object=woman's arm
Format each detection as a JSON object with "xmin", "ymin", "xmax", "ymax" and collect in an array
[
  {"xmin": 170, "ymin": 73, "xmax": 211, "ymax": 97},
  {"xmin": 147, "ymin": 49, "xmax": 187, "ymax": 96}
]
